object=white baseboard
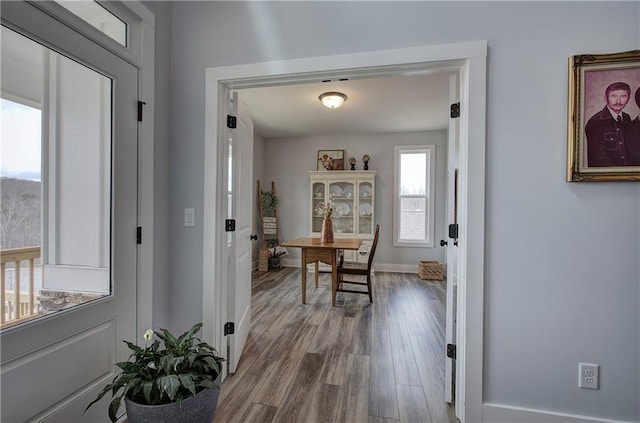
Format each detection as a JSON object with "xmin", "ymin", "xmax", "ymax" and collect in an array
[
  {"xmin": 279, "ymin": 260, "xmax": 433, "ymax": 274},
  {"xmin": 280, "ymin": 258, "xmax": 300, "ymax": 268},
  {"xmin": 375, "ymin": 263, "xmax": 418, "ymax": 273},
  {"xmin": 483, "ymin": 403, "xmax": 632, "ymax": 423}
]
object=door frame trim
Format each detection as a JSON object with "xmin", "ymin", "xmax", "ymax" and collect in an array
[{"xmin": 203, "ymin": 40, "xmax": 487, "ymax": 423}]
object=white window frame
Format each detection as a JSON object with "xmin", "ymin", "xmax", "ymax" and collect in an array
[{"xmin": 393, "ymin": 145, "xmax": 435, "ymax": 248}]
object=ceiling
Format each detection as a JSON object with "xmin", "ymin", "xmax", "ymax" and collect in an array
[
  {"xmin": 2, "ymin": 26, "xmax": 452, "ymax": 140},
  {"xmin": 238, "ymin": 71, "xmax": 452, "ymax": 139}
]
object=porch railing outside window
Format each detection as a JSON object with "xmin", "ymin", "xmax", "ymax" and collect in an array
[{"xmin": 1, "ymin": 246, "xmax": 41, "ymax": 328}]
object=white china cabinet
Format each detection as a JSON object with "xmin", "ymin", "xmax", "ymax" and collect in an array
[{"xmin": 309, "ymin": 170, "xmax": 376, "ymax": 263}]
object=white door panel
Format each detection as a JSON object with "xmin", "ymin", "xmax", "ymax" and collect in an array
[
  {"xmin": 2, "ymin": 321, "xmax": 115, "ymax": 422},
  {"xmin": 444, "ymin": 73, "xmax": 460, "ymax": 404},
  {"xmin": 1, "ymin": 2, "xmax": 138, "ymax": 421},
  {"xmin": 228, "ymin": 100, "xmax": 254, "ymax": 373}
]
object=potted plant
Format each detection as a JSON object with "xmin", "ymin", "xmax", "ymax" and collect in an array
[
  {"xmin": 86, "ymin": 322, "xmax": 224, "ymax": 423},
  {"xmin": 261, "ymin": 190, "xmax": 278, "ymax": 212},
  {"xmin": 266, "ymin": 238, "xmax": 280, "ymax": 268}
]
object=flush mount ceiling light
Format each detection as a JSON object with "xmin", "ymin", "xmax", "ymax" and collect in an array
[{"xmin": 319, "ymin": 91, "xmax": 347, "ymax": 109}]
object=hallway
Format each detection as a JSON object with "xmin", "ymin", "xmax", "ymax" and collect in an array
[{"xmin": 214, "ymin": 268, "xmax": 457, "ymax": 422}]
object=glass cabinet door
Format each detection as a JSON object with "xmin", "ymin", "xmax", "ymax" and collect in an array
[
  {"xmin": 358, "ymin": 181, "xmax": 374, "ymax": 235},
  {"xmin": 329, "ymin": 181, "xmax": 355, "ymax": 235},
  {"xmin": 311, "ymin": 181, "xmax": 326, "ymax": 233}
]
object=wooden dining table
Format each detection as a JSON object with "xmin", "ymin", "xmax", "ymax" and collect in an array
[{"xmin": 279, "ymin": 237, "xmax": 363, "ymax": 306}]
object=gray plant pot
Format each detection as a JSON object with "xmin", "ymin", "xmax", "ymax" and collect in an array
[{"xmin": 125, "ymin": 386, "xmax": 220, "ymax": 423}]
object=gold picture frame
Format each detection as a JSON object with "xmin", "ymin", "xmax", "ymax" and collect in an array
[
  {"xmin": 317, "ymin": 149, "xmax": 345, "ymax": 171},
  {"xmin": 567, "ymin": 50, "xmax": 640, "ymax": 181}
]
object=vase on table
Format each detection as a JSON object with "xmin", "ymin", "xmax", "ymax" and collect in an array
[{"xmin": 321, "ymin": 218, "xmax": 334, "ymax": 243}]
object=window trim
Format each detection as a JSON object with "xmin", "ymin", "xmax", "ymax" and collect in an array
[{"xmin": 393, "ymin": 144, "xmax": 436, "ymax": 248}]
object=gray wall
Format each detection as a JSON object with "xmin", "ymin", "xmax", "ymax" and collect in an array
[
  {"xmin": 141, "ymin": 1, "xmax": 171, "ymax": 329},
  {"xmin": 163, "ymin": 1, "xmax": 639, "ymax": 421},
  {"xmin": 262, "ymin": 131, "xmax": 447, "ymax": 267},
  {"xmin": 252, "ymin": 131, "xmax": 265, "ymax": 265}
]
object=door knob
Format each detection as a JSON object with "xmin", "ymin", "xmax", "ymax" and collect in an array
[
  {"xmin": 250, "ymin": 234, "xmax": 258, "ymax": 241},
  {"xmin": 440, "ymin": 239, "xmax": 447, "ymax": 247}
]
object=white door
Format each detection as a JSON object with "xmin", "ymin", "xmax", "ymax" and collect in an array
[
  {"xmin": 444, "ymin": 73, "xmax": 460, "ymax": 404},
  {"xmin": 1, "ymin": 3, "xmax": 138, "ymax": 422},
  {"xmin": 225, "ymin": 94, "xmax": 254, "ymax": 373}
]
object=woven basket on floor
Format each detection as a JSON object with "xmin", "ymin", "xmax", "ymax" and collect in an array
[
  {"xmin": 259, "ymin": 249, "xmax": 270, "ymax": 272},
  {"xmin": 418, "ymin": 260, "xmax": 444, "ymax": 280}
]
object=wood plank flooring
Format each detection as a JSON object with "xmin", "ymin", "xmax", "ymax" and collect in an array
[{"xmin": 214, "ymin": 268, "xmax": 458, "ymax": 423}]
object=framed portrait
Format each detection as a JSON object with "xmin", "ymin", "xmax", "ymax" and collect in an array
[
  {"xmin": 317, "ymin": 149, "xmax": 345, "ymax": 171},
  {"xmin": 567, "ymin": 50, "xmax": 640, "ymax": 181}
]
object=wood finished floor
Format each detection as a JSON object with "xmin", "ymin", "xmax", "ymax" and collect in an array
[{"xmin": 214, "ymin": 268, "xmax": 458, "ymax": 423}]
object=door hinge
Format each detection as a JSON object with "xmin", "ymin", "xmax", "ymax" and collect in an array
[
  {"xmin": 227, "ymin": 114, "xmax": 237, "ymax": 129},
  {"xmin": 136, "ymin": 226, "xmax": 142, "ymax": 244},
  {"xmin": 448, "ymin": 223, "xmax": 458, "ymax": 239},
  {"xmin": 138, "ymin": 101, "xmax": 146, "ymax": 122},
  {"xmin": 447, "ymin": 343, "xmax": 456, "ymax": 359},
  {"xmin": 450, "ymin": 102, "xmax": 460, "ymax": 119},
  {"xmin": 224, "ymin": 322, "xmax": 235, "ymax": 336},
  {"xmin": 225, "ymin": 219, "xmax": 236, "ymax": 232}
]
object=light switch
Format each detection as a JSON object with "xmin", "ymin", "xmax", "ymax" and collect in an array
[{"xmin": 184, "ymin": 208, "xmax": 195, "ymax": 227}]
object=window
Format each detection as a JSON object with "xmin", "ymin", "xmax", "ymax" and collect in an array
[
  {"xmin": 56, "ymin": 1, "xmax": 127, "ymax": 46},
  {"xmin": 1, "ymin": 26, "xmax": 112, "ymax": 328},
  {"xmin": 393, "ymin": 145, "xmax": 435, "ymax": 247}
]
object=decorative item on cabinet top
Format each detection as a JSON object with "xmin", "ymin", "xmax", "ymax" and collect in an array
[
  {"xmin": 317, "ymin": 149, "xmax": 345, "ymax": 171},
  {"xmin": 348, "ymin": 156, "xmax": 357, "ymax": 170}
]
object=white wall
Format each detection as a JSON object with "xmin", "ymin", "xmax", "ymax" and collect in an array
[
  {"xmin": 167, "ymin": 2, "xmax": 639, "ymax": 421},
  {"xmin": 262, "ymin": 131, "xmax": 447, "ymax": 268}
]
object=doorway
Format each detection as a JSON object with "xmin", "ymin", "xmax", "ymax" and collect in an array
[{"xmin": 203, "ymin": 41, "xmax": 487, "ymax": 422}]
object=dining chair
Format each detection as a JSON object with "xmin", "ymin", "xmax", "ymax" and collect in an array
[{"xmin": 336, "ymin": 225, "xmax": 380, "ymax": 303}]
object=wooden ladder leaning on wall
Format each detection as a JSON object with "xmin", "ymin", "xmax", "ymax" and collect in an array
[{"xmin": 257, "ymin": 180, "xmax": 280, "ymax": 271}]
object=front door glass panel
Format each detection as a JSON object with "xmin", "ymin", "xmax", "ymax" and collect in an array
[{"xmin": 1, "ymin": 26, "xmax": 112, "ymax": 329}]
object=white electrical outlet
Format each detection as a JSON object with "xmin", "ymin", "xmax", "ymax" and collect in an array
[
  {"xmin": 578, "ymin": 362, "xmax": 599, "ymax": 389},
  {"xmin": 184, "ymin": 208, "xmax": 195, "ymax": 227}
]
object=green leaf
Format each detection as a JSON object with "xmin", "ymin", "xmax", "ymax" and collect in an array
[
  {"xmin": 128, "ymin": 383, "xmax": 142, "ymax": 401},
  {"xmin": 156, "ymin": 327, "xmax": 179, "ymax": 350},
  {"xmin": 108, "ymin": 395, "xmax": 122, "ymax": 423},
  {"xmin": 123, "ymin": 377, "xmax": 141, "ymax": 396},
  {"xmin": 177, "ymin": 323, "xmax": 203, "ymax": 345},
  {"xmin": 160, "ymin": 354, "xmax": 175, "ymax": 374},
  {"xmin": 158, "ymin": 374, "xmax": 180, "ymax": 400},
  {"xmin": 123, "ymin": 340, "xmax": 144, "ymax": 354},
  {"xmin": 202, "ymin": 356, "xmax": 220, "ymax": 370},
  {"xmin": 178, "ymin": 374, "xmax": 196, "ymax": 396},
  {"xmin": 84, "ymin": 386, "xmax": 110, "ymax": 413},
  {"xmin": 142, "ymin": 381, "xmax": 154, "ymax": 404},
  {"xmin": 173, "ymin": 356, "xmax": 184, "ymax": 371}
]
